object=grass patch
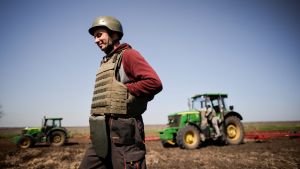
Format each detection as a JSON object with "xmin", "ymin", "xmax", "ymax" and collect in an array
[
  {"xmin": 145, "ymin": 129, "xmax": 161, "ymax": 137},
  {"xmin": 243, "ymin": 121, "xmax": 300, "ymax": 132},
  {"xmin": 0, "ymin": 128, "xmax": 21, "ymax": 140},
  {"xmin": 0, "ymin": 133, "xmax": 18, "ymax": 139}
]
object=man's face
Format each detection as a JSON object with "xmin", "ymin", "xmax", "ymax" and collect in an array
[{"xmin": 93, "ymin": 28, "xmax": 113, "ymax": 52}]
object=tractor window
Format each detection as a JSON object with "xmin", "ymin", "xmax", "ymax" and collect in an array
[
  {"xmin": 53, "ymin": 120, "xmax": 61, "ymax": 127},
  {"xmin": 212, "ymin": 99, "xmax": 220, "ymax": 112},
  {"xmin": 46, "ymin": 120, "xmax": 53, "ymax": 127},
  {"xmin": 168, "ymin": 115, "xmax": 180, "ymax": 127},
  {"xmin": 211, "ymin": 98, "xmax": 227, "ymax": 113},
  {"xmin": 222, "ymin": 99, "xmax": 228, "ymax": 111},
  {"xmin": 212, "ymin": 99, "xmax": 219, "ymax": 107},
  {"xmin": 192, "ymin": 97, "xmax": 206, "ymax": 110}
]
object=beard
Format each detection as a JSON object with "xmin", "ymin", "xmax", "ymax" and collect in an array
[
  {"xmin": 101, "ymin": 36, "xmax": 116, "ymax": 54},
  {"xmin": 103, "ymin": 44, "xmax": 114, "ymax": 54}
]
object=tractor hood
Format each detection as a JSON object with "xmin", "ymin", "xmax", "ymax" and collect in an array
[
  {"xmin": 168, "ymin": 110, "xmax": 199, "ymax": 117},
  {"xmin": 22, "ymin": 127, "xmax": 41, "ymax": 134}
]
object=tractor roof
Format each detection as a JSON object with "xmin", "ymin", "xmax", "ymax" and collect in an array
[
  {"xmin": 191, "ymin": 93, "xmax": 228, "ymax": 100},
  {"xmin": 44, "ymin": 117, "xmax": 63, "ymax": 120}
]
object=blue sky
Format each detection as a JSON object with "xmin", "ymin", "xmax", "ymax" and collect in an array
[{"xmin": 0, "ymin": 0, "xmax": 300, "ymax": 127}]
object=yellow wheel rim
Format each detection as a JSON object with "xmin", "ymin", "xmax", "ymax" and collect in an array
[
  {"xmin": 53, "ymin": 135, "xmax": 61, "ymax": 143},
  {"xmin": 20, "ymin": 137, "xmax": 31, "ymax": 148},
  {"xmin": 22, "ymin": 138, "xmax": 30, "ymax": 146},
  {"xmin": 185, "ymin": 131, "xmax": 195, "ymax": 145},
  {"xmin": 227, "ymin": 124, "xmax": 240, "ymax": 141}
]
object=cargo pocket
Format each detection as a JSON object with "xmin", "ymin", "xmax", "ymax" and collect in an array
[
  {"xmin": 110, "ymin": 117, "xmax": 135, "ymax": 145},
  {"xmin": 124, "ymin": 150, "xmax": 146, "ymax": 169}
]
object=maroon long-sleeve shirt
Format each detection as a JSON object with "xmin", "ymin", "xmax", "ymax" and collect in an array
[{"xmin": 108, "ymin": 43, "xmax": 162, "ymax": 98}]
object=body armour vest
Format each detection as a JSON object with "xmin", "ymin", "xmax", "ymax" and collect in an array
[{"xmin": 91, "ymin": 50, "xmax": 149, "ymax": 116}]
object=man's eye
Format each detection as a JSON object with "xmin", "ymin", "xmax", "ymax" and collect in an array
[{"xmin": 94, "ymin": 33, "xmax": 102, "ymax": 38}]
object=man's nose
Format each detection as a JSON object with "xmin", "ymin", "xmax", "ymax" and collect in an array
[{"xmin": 94, "ymin": 37, "xmax": 100, "ymax": 43}]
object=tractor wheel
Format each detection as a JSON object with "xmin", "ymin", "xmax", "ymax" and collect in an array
[
  {"xmin": 225, "ymin": 116, "xmax": 244, "ymax": 145},
  {"xmin": 17, "ymin": 136, "xmax": 34, "ymax": 148},
  {"xmin": 50, "ymin": 131, "xmax": 66, "ymax": 146},
  {"xmin": 176, "ymin": 125, "xmax": 200, "ymax": 149}
]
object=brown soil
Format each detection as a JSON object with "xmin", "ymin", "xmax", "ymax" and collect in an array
[{"xmin": 0, "ymin": 136, "xmax": 299, "ymax": 169}]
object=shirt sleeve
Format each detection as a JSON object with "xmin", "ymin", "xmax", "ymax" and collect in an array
[{"xmin": 122, "ymin": 49, "xmax": 163, "ymax": 98}]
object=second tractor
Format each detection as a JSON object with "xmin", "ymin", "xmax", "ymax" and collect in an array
[
  {"xmin": 159, "ymin": 93, "xmax": 244, "ymax": 149},
  {"xmin": 16, "ymin": 116, "xmax": 69, "ymax": 148}
]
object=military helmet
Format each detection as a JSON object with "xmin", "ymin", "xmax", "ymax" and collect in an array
[{"xmin": 89, "ymin": 16, "xmax": 123, "ymax": 39}]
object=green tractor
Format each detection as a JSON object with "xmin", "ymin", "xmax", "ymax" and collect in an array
[
  {"xmin": 159, "ymin": 93, "xmax": 244, "ymax": 149},
  {"xmin": 16, "ymin": 116, "xmax": 69, "ymax": 148}
]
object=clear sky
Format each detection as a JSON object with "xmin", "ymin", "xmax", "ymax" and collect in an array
[{"xmin": 0, "ymin": 0, "xmax": 300, "ymax": 127}]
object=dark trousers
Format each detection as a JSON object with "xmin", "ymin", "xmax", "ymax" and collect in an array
[{"xmin": 79, "ymin": 115, "xmax": 146, "ymax": 169}]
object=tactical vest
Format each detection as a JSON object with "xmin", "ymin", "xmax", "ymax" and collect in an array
[{"xmin": 91, "ymin": 51, "xmax": 149, "ymax": 116}]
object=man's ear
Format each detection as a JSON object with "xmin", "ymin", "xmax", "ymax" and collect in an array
[{"xmin": 111, "ymin": 33, "xmax": 120, "ymax": 41}]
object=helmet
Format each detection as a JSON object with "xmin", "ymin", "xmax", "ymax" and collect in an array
[{"xmin": 89, "ymin": 16, "xmax": 123, "ymax": 39}]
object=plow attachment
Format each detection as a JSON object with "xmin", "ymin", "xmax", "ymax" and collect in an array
[
  {"xmin": 245, "ymin": 131, "xmax": 300, "ymax": 140},
  {"xmin": 146, "ymin": 131, "xmax": 300, "ymax": 142}
]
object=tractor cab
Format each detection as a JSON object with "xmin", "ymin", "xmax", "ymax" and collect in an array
[
  {"xmin": 190, "ymin": 93, "xmax": 230, "ymax": 112},
  {"xmin": 42, "ymin": 117, "xmax": 63, "ymax": 133},
  {"xmin": 190, "ymin": 93, "xmax": 230, "ymax": 121}
]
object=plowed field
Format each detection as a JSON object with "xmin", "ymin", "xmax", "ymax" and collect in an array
[
  {"xmin": 1, "ymin": 122, "xmax": 300, "ymax": 169},
  {"xmin": 0, "ymin": 136, "xmax": 299, "ymax": 169}
]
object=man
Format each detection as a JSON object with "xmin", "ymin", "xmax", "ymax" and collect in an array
[
  {"xmin": 200, "ymin": 105, "xmax": 221, "ymax": 140},
  {"xmin": 79, "ymin": 16, "xmax": 162, "ymax": 169}
]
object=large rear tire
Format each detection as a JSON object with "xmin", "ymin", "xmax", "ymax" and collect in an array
[
  {"xmin": 17, "ymin": 136, "xmax": 34, "ymax": 148},
  {"xmin": 50, "ymin": 131, "xmax": 66, "ymax": 146},
  {"xmin": 176, "ymin": 125, "xmax": 200, "ymax": 149},
  {"xmin": 225, "ymin": 116, "xmax": 244, "ymax": 145}
]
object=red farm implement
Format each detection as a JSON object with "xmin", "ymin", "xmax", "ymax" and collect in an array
[
  {"xmin": 244, "ymin": 131, "xmax": 300, "ymax": 140},
  {"xmin": 145, "ymin": 131, "xmax": 300, "ymax": 142}
]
